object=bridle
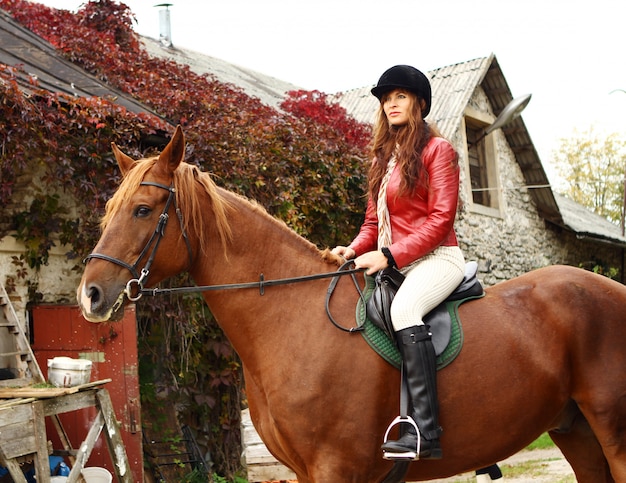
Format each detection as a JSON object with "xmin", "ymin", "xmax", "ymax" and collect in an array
[
  {"xmin": 84, "ymin": 181, "xmax": 193, "ymax": 302},
  {"xmin": 84, "ymin": 180, "xmax": 366, "ymax": 332}
]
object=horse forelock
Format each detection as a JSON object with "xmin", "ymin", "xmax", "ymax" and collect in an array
[
  {"xmin": 101, "ymin": 158, "xmax": 233, "ymax": 256},
  {"xmin": 101, "ymin": 157, "xmax": 157, "ymax": 230}
]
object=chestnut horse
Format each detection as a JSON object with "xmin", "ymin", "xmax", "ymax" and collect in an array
[{"xmin": 77, "ymin": 126, "xmax": 626, "ymax": 482}]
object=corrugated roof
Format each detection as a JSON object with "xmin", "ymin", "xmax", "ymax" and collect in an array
[{"xmin": 0, "ymin": 8, "xmax": 161, "ymax": 118}]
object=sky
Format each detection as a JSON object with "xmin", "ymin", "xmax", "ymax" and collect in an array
[{"xmin": 36, "ymin": 0, "xmax": 626, "ymax": 185}]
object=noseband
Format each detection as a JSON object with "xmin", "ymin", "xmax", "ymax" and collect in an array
[{"xmin": 84, "ymin": 181, "xmax": 193, "ymax": 302}]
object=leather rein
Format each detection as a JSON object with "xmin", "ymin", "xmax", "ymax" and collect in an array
[{"xmin": 84, "ymin": 181, "xmax": 366, "ymax": 332}]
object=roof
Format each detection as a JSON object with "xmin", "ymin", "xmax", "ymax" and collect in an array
[
  {"xmin": 141, "ymin": 36, "xmax": 300, "ymax": 109},
  {"xmin": 0, "ymin": 8, "xmax": 160, "ymax": 118},
  {"xmin": 553, "ymin": 193, "xmax": 626, "ymax": 246}
]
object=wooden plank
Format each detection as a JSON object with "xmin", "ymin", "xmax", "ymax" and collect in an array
[
  {"xmin": 0, "ymin": 456, "xmax": 29, "ymax": 483},
  {"xmin": 32, "ymin": 401, "xmax": 51, "ymax": 483},
  {"xmin": 41, "ymin": 391, "xmax": 97, "ymax": 417},
  {"xmin": 0, "ymin": 403, "xmax": 34, "ymax": 426},
  {"xmin": 50, "ymin": 413, "xmax": 77, "ymax": 467},
  {"xmin": 97, "ymin": 389, "xmax": 133, "ymax": 483},
  {"xmin": 247, "ymin": 464, "xmax": 297, "ymax": 482},
  {"xmin": 0, "ymin": 397, "xmax": 35, "ymax": 408},
  {"xmin": 0, "ymin": 421, "xmax": 36, "ymax": 459},
  {"xmin": 240, "ymin": 408, "xmax": 296, "ymax": 482},
  {"xmin": 66, "ymin": 410, "xmax": 104, "ymax": 483},
  {"xmin": 0, "ymin": 378, "xmax": 111, "ymax": 399}
]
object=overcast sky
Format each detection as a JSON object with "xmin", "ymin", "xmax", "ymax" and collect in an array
[{"xmin": 36, "ymin": 0, "xmax": 626, "ymax": 184}]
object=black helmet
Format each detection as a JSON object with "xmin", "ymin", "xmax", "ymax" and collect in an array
[{"xmin": 371, "ymin": 65, "xmax": 432, "ymax": 117}]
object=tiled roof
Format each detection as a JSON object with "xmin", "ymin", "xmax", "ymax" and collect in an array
[{"xmin": 3, "ymin": 7, "xmax": 623, "ymax": 248}]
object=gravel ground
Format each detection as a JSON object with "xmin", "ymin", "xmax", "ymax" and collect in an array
[{"xmin": 422, "ymin": 448, "xmax": 575, "ymax": 482}]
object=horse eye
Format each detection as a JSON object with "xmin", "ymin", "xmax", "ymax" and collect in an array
[{"xmin": 135, "ymin": 206, "xmax": 151, "ymax": 218}]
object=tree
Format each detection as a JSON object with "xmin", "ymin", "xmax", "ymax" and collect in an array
[{"xmin": 553, "ymin": 128, "xmax": 626, "ymax": 225}]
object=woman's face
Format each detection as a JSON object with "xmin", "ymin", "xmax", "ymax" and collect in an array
[{"xmin": 382, "ymin": 89, "xmax": 415, "ymax": 126}]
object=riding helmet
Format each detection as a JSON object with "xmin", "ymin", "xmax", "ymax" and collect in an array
[{"xmin": 371, "ymin": 65, "xmax": 432, "ymax": 117}]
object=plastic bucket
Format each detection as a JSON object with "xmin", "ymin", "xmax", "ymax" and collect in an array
[
  {"xmin": 47, "ymin": 356, "xmax": 92, "ymax": 388},
  {"xmin": 81, "ymin": 467, "xmax": 112, "ymax": 483},
  {"xmin": 50, "ymin": 478, "xmax": 68, "ymax": 483}
]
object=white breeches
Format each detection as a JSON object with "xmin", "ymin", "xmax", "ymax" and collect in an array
[{"xmin": 390, "ymin": 246, "xmax": 465, "ymax": 331}]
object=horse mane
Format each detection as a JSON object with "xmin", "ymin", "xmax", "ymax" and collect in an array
[
  {"xmin": 101, "ymin": 158, "xmax": 233, "ymax": 255},
  {"xmin": 234, "ymin": 194, "xmax": 339, "ymax": 263},
  {"xmin": 102, "ymin": 156, "xmax": 342, "ymax": 266}
]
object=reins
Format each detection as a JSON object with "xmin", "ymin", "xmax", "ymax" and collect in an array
[
  {"xmin": 140, "ymin": 264, "xmax": 364, "ymax": 297},
  {"xmin": 142, "ymin": 260, "xmax": 367, "ymax": 333}
]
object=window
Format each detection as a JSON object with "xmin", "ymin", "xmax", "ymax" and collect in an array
[
  {"xmin": 466, "ymin": 123, "xmax": 491, "ymax": 207},
  {"xmin": 463, "ymin": 113, "xmax": 501, "ymax": 214}
]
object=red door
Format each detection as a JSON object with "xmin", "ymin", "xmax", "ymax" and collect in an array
[{"xmin": 31, "ymin": 304, "xmax": 143, "ymax": 482}]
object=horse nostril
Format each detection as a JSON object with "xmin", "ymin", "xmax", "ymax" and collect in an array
[{"xmin": 86, "ymin": 283, "xmax": 102, "ymax": 309}]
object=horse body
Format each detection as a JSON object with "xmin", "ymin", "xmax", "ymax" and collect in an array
[{"xmin": 77, "ymin": 127, "xmax": 626, "ymax": 482}]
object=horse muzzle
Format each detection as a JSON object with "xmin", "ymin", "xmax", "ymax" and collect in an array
[{"xmin": 77, "ymin": 280, "xmax": 127, "ymax": 322}]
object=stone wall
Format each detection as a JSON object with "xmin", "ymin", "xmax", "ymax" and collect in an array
[{"xmin": 1, "ymin": 163, "xmax": 83, "ymax": 324}]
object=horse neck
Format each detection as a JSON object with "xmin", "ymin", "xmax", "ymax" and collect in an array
[{"xmin": 189, "ymin": 189, "xmax": 333, "ymax": 357}]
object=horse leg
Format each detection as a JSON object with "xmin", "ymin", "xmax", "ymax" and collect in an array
[{"xmin": 549, "ymin": 413, "xmax": 614, "ymax": 482}]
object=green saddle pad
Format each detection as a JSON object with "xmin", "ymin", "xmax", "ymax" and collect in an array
[{"xmin": 356, "ymin": 274, "xmax": 483, "ymax": 370}]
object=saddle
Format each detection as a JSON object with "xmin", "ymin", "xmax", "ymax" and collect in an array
[
  {"xmin": 358, "ymin": 261, "xmax": 484, "ymax": 369},
  {"xmin": 425, "ymin": 261, "xmax": 484, "ymax": 354}
]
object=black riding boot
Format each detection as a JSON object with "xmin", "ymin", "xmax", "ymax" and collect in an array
[{"xmin": 381, "ymin": 325, "xmax": 443, "ymax": 460}]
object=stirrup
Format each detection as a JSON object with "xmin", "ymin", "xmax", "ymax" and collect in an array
[{"xmin": 382, "ymin": 415, "xmax": 420, "ymax": 460}]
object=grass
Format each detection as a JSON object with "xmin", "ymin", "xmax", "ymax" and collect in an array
[{"xmin": 525, "ymin": 432, "xmax": 555, "ymax": 451}]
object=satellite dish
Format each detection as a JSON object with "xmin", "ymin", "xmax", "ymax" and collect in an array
[{"xmin": 484, "ymin": 93, "xmax": 532, "ymax": 135}]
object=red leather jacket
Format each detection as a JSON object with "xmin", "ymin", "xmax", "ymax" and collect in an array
[{"xmin": 349, "ymin": 137, "xmax": 459, "ymax": 269}]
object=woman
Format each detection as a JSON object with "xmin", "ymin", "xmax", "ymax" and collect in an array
[{"xmin": 332, "ymin": 65, "xmax": 465, "ymax": 460}]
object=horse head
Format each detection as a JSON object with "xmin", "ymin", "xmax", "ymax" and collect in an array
[{"xmin": 77, "ymin": 126, "xmax": 198, "ymax": 322}]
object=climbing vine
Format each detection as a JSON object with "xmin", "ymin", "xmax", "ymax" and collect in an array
[{"xmin": 0, "ymin": 0, "xmax": 370, "ymax": 478}]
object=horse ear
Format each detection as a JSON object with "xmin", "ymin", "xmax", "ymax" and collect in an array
[
  {"xmin": 111, "ymin": 142, "xmax": 136, "ymax": 176},
  {"xmin": 156, "ymin": 125, "xmax": 185, "ymax": 176}
]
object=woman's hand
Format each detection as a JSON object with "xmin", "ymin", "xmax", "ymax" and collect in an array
[
  {"xmin": 354, "ymin": 250, "xmax": 388, "ymax": 275},
  {"xmin": 331, "ymin": 246, "xmax": 356, "ymax": 259}
]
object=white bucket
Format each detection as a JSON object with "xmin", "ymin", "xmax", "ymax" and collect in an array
[
  {"xmin": 47, "ymin": 356, "xmax": 92, "ymax": 388},
  {"xmin": 50, "ymin": 477, "xmax": 68, "ymax": 482},
  {"xmin": 81, "ymin": 467, "xmax": 112, "ymax": 483}
]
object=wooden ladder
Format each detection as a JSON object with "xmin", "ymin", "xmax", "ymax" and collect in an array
[{"xmin": 0, "ymin": 282, "xmax": 45, "ymax": 387}]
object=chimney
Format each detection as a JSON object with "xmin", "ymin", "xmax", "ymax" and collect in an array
[{"xmin": 155, "ymin": 3, "xmax": 173, "ymax": 48}]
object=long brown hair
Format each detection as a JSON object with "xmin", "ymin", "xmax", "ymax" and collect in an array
[{"xmin": 368, "ymin": 91, "xmax": 443, "ymax": 203}]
